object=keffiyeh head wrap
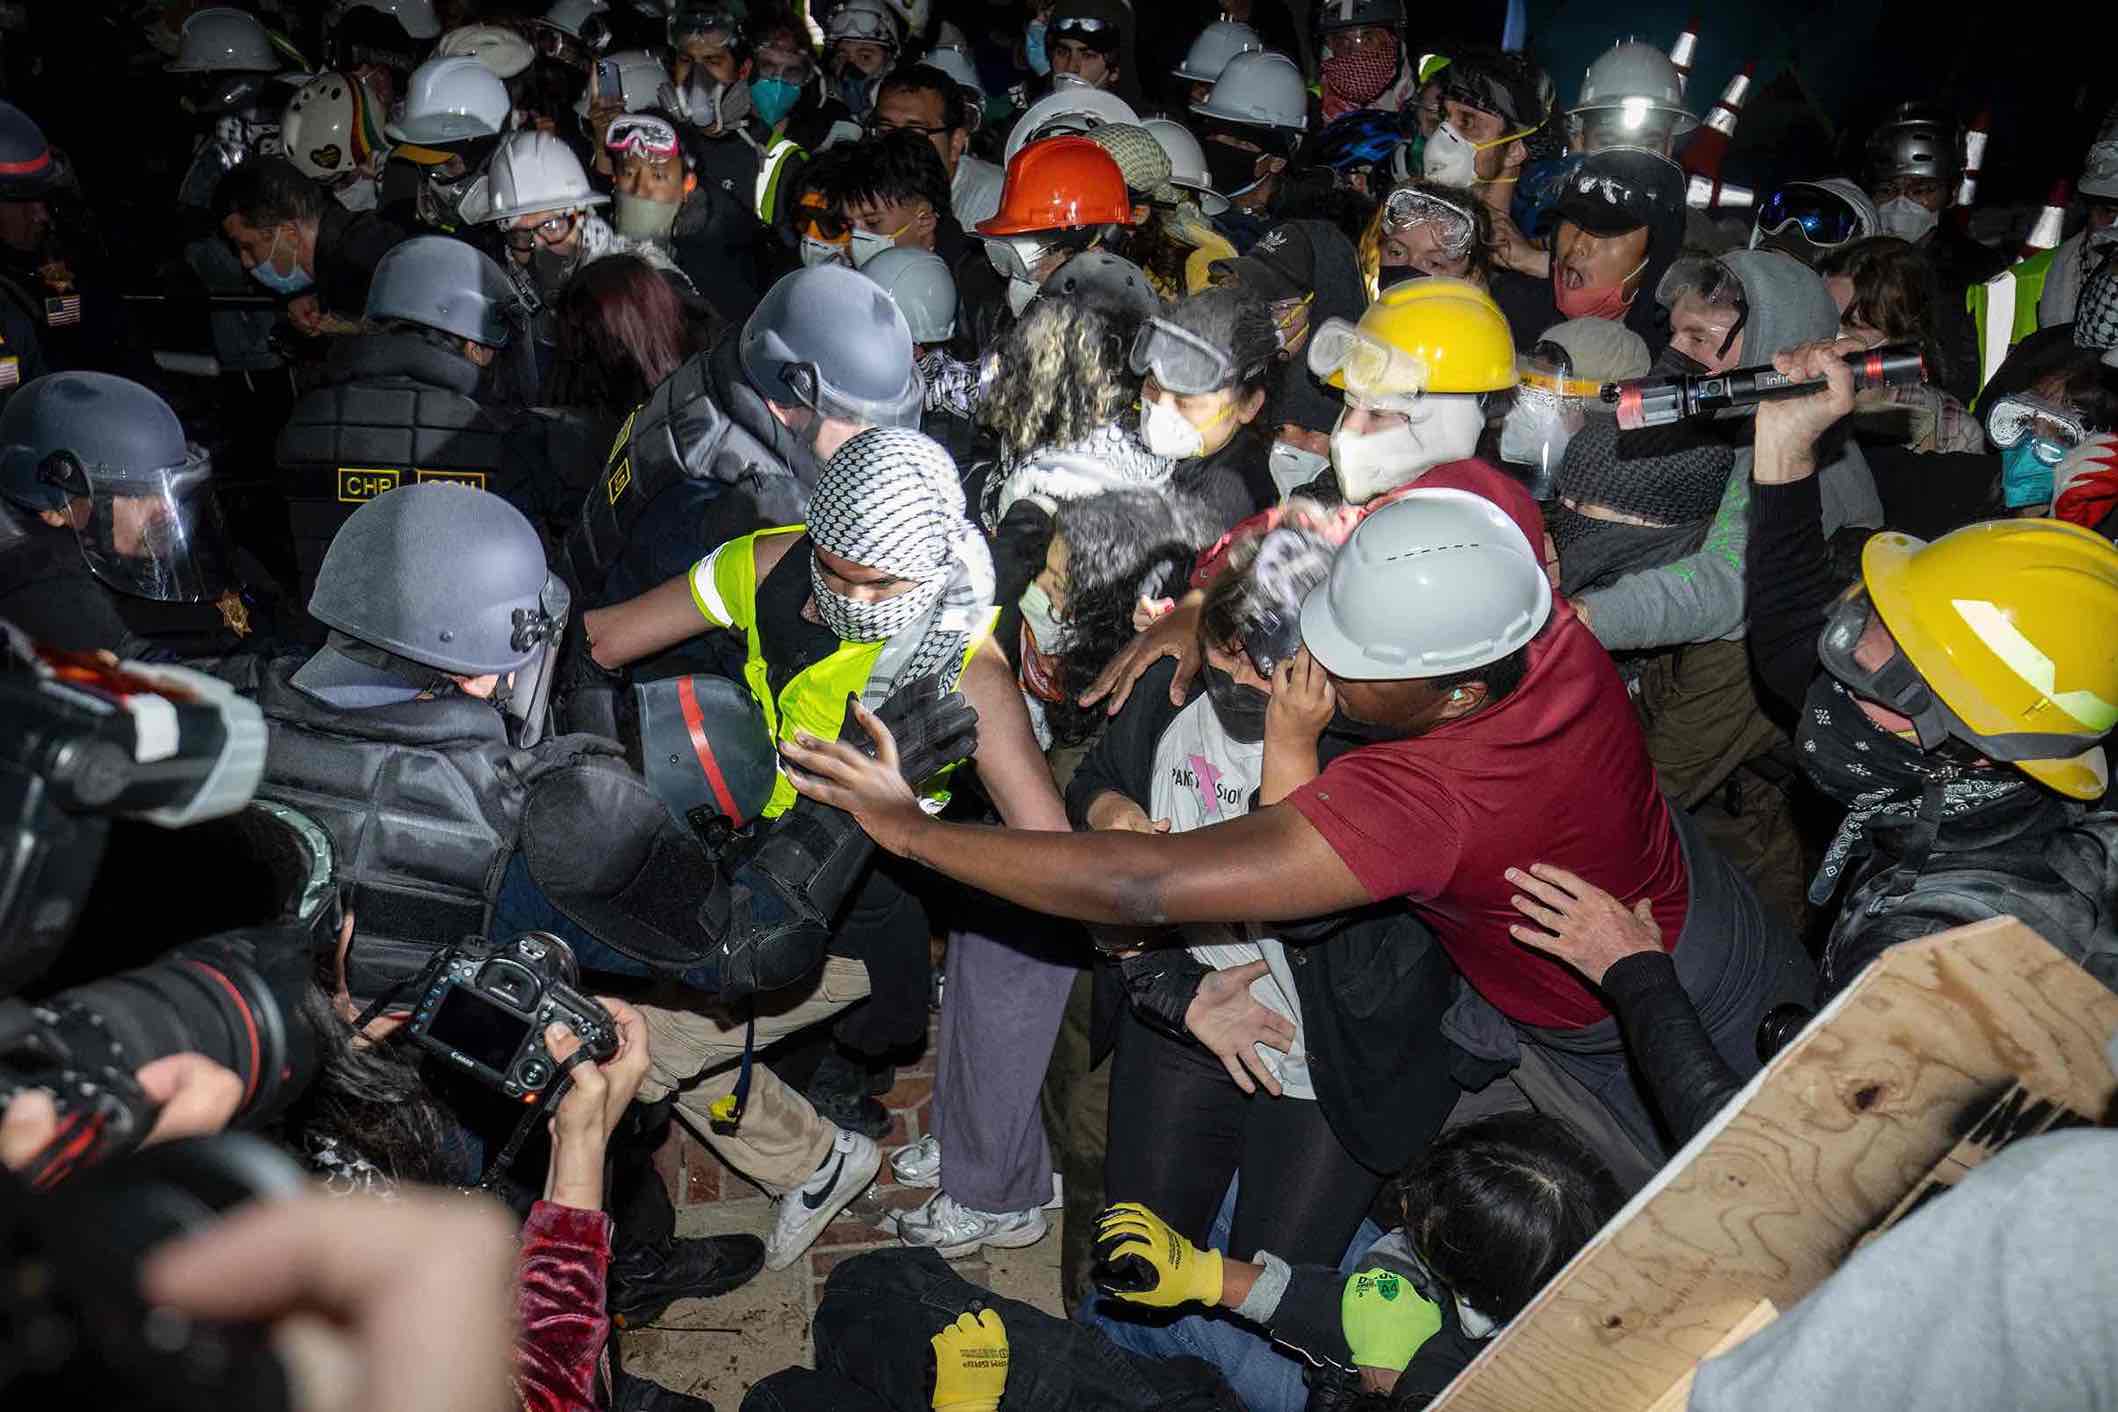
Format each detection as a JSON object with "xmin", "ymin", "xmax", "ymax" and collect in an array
[{"xmin": 808, "ymin": 427, "xmax": 996, "ymax": 704}]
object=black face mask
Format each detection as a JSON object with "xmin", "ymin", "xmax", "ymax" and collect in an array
[
  {"xmin": 1202, "ymin": 140, "xmax": 1263, "ymax": 197},
  {"xmin": 1203, "ymin": 662, "xmax": 1268, "ymax": 744},
  {"xmin": 1324, "ymin": 706, "xmax": 1404, "ymax": 742},
  {"xmin": 1377, "ymin": 263, "xmax": 1422, "ymax": 292},
  {"xmin": 1652, "ymin": 345, "xmax": 1710, "ymax": 378}
]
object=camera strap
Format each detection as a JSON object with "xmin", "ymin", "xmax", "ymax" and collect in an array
[
  {"xmin": 706, "ymin": 1012, "xmax": 756, "ymax": 1135},
  {"xmin": 480, "ymin": 1067, "xmax": 577, "ymax": 1191}
]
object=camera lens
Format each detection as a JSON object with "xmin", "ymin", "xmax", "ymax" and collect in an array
[{"xmin": 1755, "ymin": 1002, "xmax": 1814, "ymax": 1064}]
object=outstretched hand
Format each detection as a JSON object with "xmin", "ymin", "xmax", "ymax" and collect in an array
[
  {"xmin": 781, "ymin": 701, "xmax": 926, "ymax": 855},
  {"xmin": 1504, "ymin": 863, "xmax": 1662, "ymax": 986},
  {"xmin": 1081, "ymin": 593, "xmax": 1204, "ymax": 714}
]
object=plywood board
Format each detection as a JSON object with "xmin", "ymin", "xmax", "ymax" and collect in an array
[{"xmin": 1427, "ymin": 917, "xmax": 2118, "ymax": 1412}]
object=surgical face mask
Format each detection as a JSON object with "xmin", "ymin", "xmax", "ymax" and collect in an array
[
  {"xmin": 802, "ymin": 235, "xmax": 852, "ymax": 268},
  {"xmin": 1551, "ymin": 254, "xmax": 1647, "ymax": 321},
  {"xmin": 1005, "ymin": 273, "xmax": 1042, "ymax": 316},
  {"xmin": 1202, "ymin": 662, "xmax": 1269, "ymax": 744},
  {"xmin": 1025, "ymin": 18, "xmax": 1051, "ymax": 76},
  {"xmin": 753, "ymin": 75, "xmax": 803, "ymax": 126},
  {"xmin": 249, "ymin": 227, "xmax": 313, "ymax": 294},
  {"xmin": 1020, "ymin": 578, "xmax": 1064, "ymax": 652},
  {"xmin": 614, "ymin": 190, "xmax": 682, "ymax": 242},
  {"xmin": 1141, "ymin": 394, "xmax": 1216, "ymax": 460},
  {"xmin": 1876, "ymin": 195, "xmax": 1938, "ymax": 243},
  {"xmin": 1268, "ymin": 440, "xmax": 1330, "ymax": 498},
  {"xmin": 2000, "ymin": 438, "xmax": 2063, "ymax": 509}
]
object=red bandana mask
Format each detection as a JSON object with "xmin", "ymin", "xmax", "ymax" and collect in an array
[{"xmin": 1321, "ymin": 33, "xmax": 1399, "ymax": 119}]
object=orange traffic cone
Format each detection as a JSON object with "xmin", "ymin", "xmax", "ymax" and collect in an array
[
  {"xmin": 2019, "ymin": 178, "xmax": 2072, "ymax": 258},
  {"xmin": 1955, "ymin": 108, "xmax": 1991, "ymax": 211},
  {"xmin": 1680, "ymin": 59, "xmax": 1753, "ymax": 189},
  {"xmin": 1668, "ymin": 16, "xmax": 1699, "ymax": 97}
]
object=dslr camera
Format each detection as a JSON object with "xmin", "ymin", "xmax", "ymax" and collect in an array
[{"xmin": 403, "ymin": 932, "xmax": 617, "ymax": 1098}]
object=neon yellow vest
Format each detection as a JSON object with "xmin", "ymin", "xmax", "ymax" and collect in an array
[
  {"xmin": 753, "ymin": 137, "xmax": 806, "ymax": 227},
  {"xmin": 1967, "ymin": 248, "xmax": 2055, "ymax": 404},
  {"xmin": 689, "ymin": 526, "xmax": 992, "ymax": 817}
]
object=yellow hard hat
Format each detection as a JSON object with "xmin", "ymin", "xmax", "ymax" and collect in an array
[
  {"xmin": 1862, "ymin": 518, "xmax": 2118, "ymax": 800},
  {"xmin": 1306, "ymin": 276, "xmax": 1518, "ymax": 403}
]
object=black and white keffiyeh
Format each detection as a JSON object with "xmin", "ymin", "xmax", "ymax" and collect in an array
[{"xmin": 808, "ymin": 427, "xmax": 996, "ymax": 705}]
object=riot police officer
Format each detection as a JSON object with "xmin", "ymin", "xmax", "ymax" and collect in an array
[
  {"xmin": 0, "ymin": 371, "xmax": 289, "ymax": 657},
  {"xmin": 274, "ymin": 235, "xmax": 529, "ymax": 605}
]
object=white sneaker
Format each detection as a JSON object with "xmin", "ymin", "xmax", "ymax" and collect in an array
[
  {"xmin": 764, "ymin": 1127, "xmax": 880, "ymax": 1272},
  {"xmin": 890, "ymin": 1137, "xmax": 1064, "ymax": 1210},
  {"xmin": 889, "ymin": 1134, "xmax": 942, "ymax": 1187},
  {"xmin": 892, "ymin": 1191, "xmax": 1049, "ymax": 1260}
]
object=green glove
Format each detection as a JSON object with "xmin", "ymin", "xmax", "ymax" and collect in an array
[
  {"xmin": 1091, "ymin": 1202, "xmax": 1225, "ymax": 1309},
  {"xmin": 931, "ymin": 1308, "xmax": 1008, "ymax": 1412},
  {"xmin": 1340, "ymin": 1266, "xmax": 1443, "ymax": 1374}
]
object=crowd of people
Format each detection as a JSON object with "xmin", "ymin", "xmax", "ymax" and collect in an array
[{"xmin": 3, "ymin": 1, "xmax": 2118, "ymax": 1410}]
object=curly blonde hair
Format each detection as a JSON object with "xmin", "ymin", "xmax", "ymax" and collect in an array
[{"xmin": 978, "ymin": 300, "xmax": 1134, "ymax": 464}]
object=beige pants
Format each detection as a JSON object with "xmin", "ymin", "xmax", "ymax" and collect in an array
[{"xmin": 633, "ymin": 956, "xmax": 872, "ymax": 1195}]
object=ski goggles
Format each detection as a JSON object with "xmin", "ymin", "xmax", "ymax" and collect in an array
[
  {"xmin": 1816, "ymin": 585, "xmax": 2109, "ymax": 763},
  {"xmin": 1986, "ymin": 394, "xmax": 2088, "ymax": 456},
  {"xmin": 1307, "ymin": 317, "xmax": 1428, "ymax": 405},
  {"xmin": 606, "ymin": 114, "xmax": 682, "ymax": 161},
  {"xmin": 1754, "ymin": 182, "xmax": 1866, "ymax": 249},
  {"xmin": 1052, "ymin": 14, "xmax": 1119, "ymax": 40},
  {"xmin": 1381, "ymin": 187, "xmax": 1476, "ymax": 257},
  {"xmin": 1130, "ymin": 316, "xmax": 1239, "ymax": 395}
]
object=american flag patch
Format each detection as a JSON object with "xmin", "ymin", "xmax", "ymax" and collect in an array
[{"xmin": 44, "ymin": 295, "xmax": 80, "ymax": 327}]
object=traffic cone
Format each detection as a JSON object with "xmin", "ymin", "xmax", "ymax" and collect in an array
[
  {"xmin": 1680, "ymin": 60, "xmax": 1754, "ymax": 183},
  {"xmin": 2019, "ymin": 178, "xmax": 2072, "ymax": 258},
  {"xmin": 1686, "ymin": 174, "xmax": 1753, "ymax": 212},
  {"xmin": 1668, "ymin": 16, "xmax": 1699, "ymax": 97},
  {"xmin": 1955, "ymin": 108, "xmax": 1990, "ymax": 211}
]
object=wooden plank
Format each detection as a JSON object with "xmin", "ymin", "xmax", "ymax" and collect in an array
[
  {"xmin": 1427, "ymin": 917, "xmax": 2118, "ymax": 1412},
  {"xmin": 1642, "ymin": 1300, "xmax": 1780, "ymax": 1412}
]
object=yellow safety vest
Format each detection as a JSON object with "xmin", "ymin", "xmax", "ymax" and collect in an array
[{"xmin": 1967, "ymin": 248, "xmax": 2055, "ymax": 404}]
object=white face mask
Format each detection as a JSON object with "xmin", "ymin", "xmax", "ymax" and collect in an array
[
  {"xmin": 1268, "ymin": 440, "xmax": 1330, "ymax": 498},
  {"xmin": 613, "ymin": 191, "xmax": 682, "ymax": 242},
  {"xmin": 848, "ymin": 226, "xmax": 896, "ymax": 267},
  {"xmin": 1330, "ymin": 395, "xmax": 1485, "ymax": 503},
  {"xmin": 1019, "ymin": 578, "xmax": 1064, "ymax": 652},
  {"xmin": 1875, "ymin": 195, "xmax": 1939, "ymax": 243},
  {"xmin": 801, "ymin": 235, "xmax": 852, "ymax": 268},
  {"xmin": 2086, "ymin": 224, "xmax": 2118, "ymax": 254},
  {"xmin": 332, "ymin": 176, "xmax": 380, "ymax": 212},
  {"xmin": 1422, "ymin": 121, "xmax": 1481, "ymax": 186},
  {"xmin": 1141, "ymin": 395, "xmax": 1206, "ymax": 460},
  {"xmin": 1005, "ymin": 273, "xmax": 1042, "ymax": 316}
]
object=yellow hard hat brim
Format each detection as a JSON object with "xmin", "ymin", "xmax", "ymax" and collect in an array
[{"xmin": 2014, "ymin": 745, "xmax": 2110, "ymax": 801}]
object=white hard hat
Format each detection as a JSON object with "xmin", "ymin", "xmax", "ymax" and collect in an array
[
  {"xmin": 437, "ymin": 23, "xmax": 537, "ymax": 80},
  {"xmin": 826, "ymin": 0, "xmax": 903, "ymax": 49},
  {"xmin": 1568, "ymin": 40, "xmax": 1697, "ymax": 134},
  {"xmin": 922, "ymin": 43, "xmax": 985, "ymax": 102},
  {"xmin": 1299, "ymin": 488, "xmax": 1553, "ymax": 680},
  {"xmin": 1173, "ymin": 20, "xmax": 1262, "ymax": 84},
  {"xmin": 389, "ymin": 57, "xmax": 512, "ymax": 149},
  {"xmin": 860, "ymin": 245, "xmax": 958, "ymax": 342},
  {"xmin": 879, "ymin": 0, "xmax": 932, "ymax": 40},
  {"xmin": 541, "ymin": 0, "xmax": 613, "ymax": 41},
  {"xmin": 338, "ymin": 0, "xmax": 442, "ymax": 42},
  {"xmin": 1191, "ymin": 51, "xmax": 1308, "ymax": 134},
  {"xmin": 475, "ymin": 130, "xmax": 609, "ymax": 224},
  {"xmin": 1142, "ymin": 117, "xmax": 1228, "ymax": 215},
  {"xmin": 575, "ymin": 49, "xmax": 673, "ymax": 120},
  {"xmin": 2082, "ymin": 138, "xmax": 2118, "ymax": 202},
  {"xmin": 281, "ymin": 72, "xmax": 384, "ymax": 180},
  {"xmin": 168, "ymin": 7, "xmax": 280, "ymax": 74},
  {"xmin": 1003, "ymin": 83, "xmax": 1140, "ymax": 165}
]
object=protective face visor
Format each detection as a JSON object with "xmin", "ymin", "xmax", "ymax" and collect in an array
[
  {"xmin": 1815, "ymin": 585, "xmax": 2101, "ymax": 768},
  {"xmin": 1307, "ymin": 316, "xmax": 1429, "ymax": 410},
  {"xmin": 606, "ymin": 113, "xmax": 682, "ymax": 162},
  {"xmin": 1381, "ymin": 186, "xmax": 1476, "ymax": 259},
  {"xmin": 1130, "ymin": 316, "xmax": 1239, "ymax": 395},
  {"xmin": 1986, "ymin": 394, "xmax": 2087, "ymax": 460},
  {"xmin": 1655, "ymin": 256, "xmax": 1748, "ymax": 360},
  {"xmin": 776, "ymin": 358, "xmax": 924, "ymax": 430},
  {"xmin": 37, "ymin": 446, "xmax": 232, "ymax": 603},
  {"xmin": 502, "ymin": 572, "xmax": 571, "ymax": 748},
  {"xmin": 1499, "ymin": 343, "xmax": 1597, "ymax": 486},
  {"xmin": 1753, "ymin": 181, "xmax": 1865, "ymax": 252},
  {"xmin": 1567, "ymin": 101, "xmax": 1682, "ymax": 153}
]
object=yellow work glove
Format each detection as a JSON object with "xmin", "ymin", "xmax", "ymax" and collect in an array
[
  {"xmin": 1341, "ymin": 1266, "xmax": 1443, "ymax": 1374},
  {"xmin": 1091, "ymin": 1202, "xmax": 1225, "ymax": 1309},
  {"xmin": 931, "ymin": 1307, "xmax": 1008, "ymax": 1412}
]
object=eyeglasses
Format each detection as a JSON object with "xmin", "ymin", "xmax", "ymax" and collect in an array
[
  {"xmin": 606, "ymin": 114, "xmax": 681, "ymax": 159},
  {"xmin": 1756, "ymin": 182, "xmax": 1865, "ymax": 248},
  {"xmin": 506, "ymin": 212, "xmax": 579, "ymax": 250}
]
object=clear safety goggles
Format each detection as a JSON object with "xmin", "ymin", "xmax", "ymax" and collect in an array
[
  {"xmin": 1307, "ymin": 316, "xmax": 1428, "ymax": 407},
  {"xmin": 671, "ymin": 6, "xmax": 741, "ymax": 43},
  {"xmin": 1130, "ymin": 316, "xmax": 1237, "ymax": 396},
  {"xmin": 534, "ymin": 15, "xmax": 610, "ymax": 58},
  {"xmin": 37, "ymin": 446, "xmax": 232, "ymax": 603},
  {"xmin": 1986, "ymin": 394, "xmax": 2087, "ymax": 456},
  {"xmin": 827, "ymin": 6, "xmax": 898, "ymax": 46},
  {"xmin": 606, "ymin": 114, "xmax": 682, "ymax": 160},
  {"xmin": 1052, "ymin": 14, "xmax": 1118, "ymax": 39},
  {"xmin": 1381, "ymin": 187, "xmax": 1476, "ymax": 258},
  {"xmin": 504, "ymin": 211, "xmax": 580, "ymax": 251},
  {"xmin": 982, "ymin": 233, "xmax": 1057, "ymax": 283},
  {"xmin": 1755, "ymin": 182, "xmax": 1865, "ymax": 249}
]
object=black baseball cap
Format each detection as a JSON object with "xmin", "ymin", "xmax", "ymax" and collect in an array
[
  {"xmin": 1209, "ymin": 221, "xmax": 1316, "ymax": 302},
  {"xmin": 1555, "ymin": 148, "xmax": 1686, "ymax": 238}
]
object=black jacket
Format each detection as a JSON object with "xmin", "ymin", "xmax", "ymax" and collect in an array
[{"xmin": 311, "ymin": 203, "xmax": 409, "ymax": 321}]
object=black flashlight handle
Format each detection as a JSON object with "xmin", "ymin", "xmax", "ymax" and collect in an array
[{"xmin": 1604, "ymin": 344, "xmax": 1927, "ymax": 429}]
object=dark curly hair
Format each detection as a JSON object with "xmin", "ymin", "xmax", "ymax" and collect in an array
[{"xmin": 1816, "ymin": 236, "xmax": 1968, "ymax": 399}]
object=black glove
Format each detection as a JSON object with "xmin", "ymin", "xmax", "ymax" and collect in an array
[
  {"xmin": 554, "ymin": 602, "xmax": 626, "ymax": 742},
  {"xmin": 1118, "ymin": 948, "xmax": 1211, "ymax": 1041},
  {"xmin": 866, "ymin": 673, "xmax": 980, "ymax": 790}
]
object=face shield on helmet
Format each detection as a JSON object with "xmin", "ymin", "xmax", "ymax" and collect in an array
[
  {"xmin": 37, "ymin": 445, "xmax": 233, "ymax": 602},
  {"xmin": 1498, "ymin": 343, "xmax": 1599, "ymax": 496}
]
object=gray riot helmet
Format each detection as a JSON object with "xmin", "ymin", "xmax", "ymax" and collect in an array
[
  {"xmin": 1566, "ymin": 40, "xmax": 1696, "ymax": 152},
  {"xmin": 0, "ymin": 373, "xmax": 233, "ymax": 602},
  {"xmin": 365, "ymin": 234, "xmax": 521, "ymax": 347},
  {"xmin": 858, "ymin": 244, "xmax": 959, "ymax": 343},
  {"xmin": 1034, "ymin": 249, "xmax": 1162, "ymax": 331},
  {"xmin": 1866, "ymin": 102, "xmax": 1963, "ymax": 186},
  {"xmin": 635, "ymin": 673, "xmax": 779, "ymax": 836},
  {"xmin": 739, "ymin": 264, "xmax": 923, "ymax": 428},
  {"xmin": 296, "ymin": 483, "xmax": 566, "ymax": 714}
]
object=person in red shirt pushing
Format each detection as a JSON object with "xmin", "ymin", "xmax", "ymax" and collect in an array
[{"xmin": 783, "ymin": 487, "xmax": 1815, "ymax": 1190}]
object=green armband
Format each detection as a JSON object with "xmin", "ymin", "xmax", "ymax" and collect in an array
[{"xmin": 1340, "ymin": 1266, "xmax": 1442, "ymax": 1373}]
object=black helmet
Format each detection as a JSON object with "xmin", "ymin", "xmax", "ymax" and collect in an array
[
  {"xmin": 0, "ymin": 373, "xmax": 230, "ymax": 602},
  {"xmin": 0, "ymin": 100, "xmax": 63, "ymax": 201}
]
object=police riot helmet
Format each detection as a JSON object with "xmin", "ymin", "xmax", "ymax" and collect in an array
[
  {"xmin": 739, "ymin": 264, "xmax": 923, "ymax": 428},
  {"xmin": 366, "ymin": 235, "xmax": 522, "ymax": 348}
]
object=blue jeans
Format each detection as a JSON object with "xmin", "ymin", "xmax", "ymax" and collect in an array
[{"xmin": 1077, "ymin": 1178, "xmax": 1385, "ymax": 1412}]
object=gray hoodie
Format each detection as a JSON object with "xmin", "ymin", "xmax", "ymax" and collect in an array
[{"xmin": 1577, "ymin": 249, "xmax": 1884, "ymax": 651}]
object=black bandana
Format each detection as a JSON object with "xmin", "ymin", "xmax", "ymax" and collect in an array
[
  {"xmin": 1203, "ymin": 663, "xmax": 1269, "ymax": 744},
  {"xmin": 1549, "ymin": 503, "xmax": 1707, "ymax": 597},
  {"xmin": 1798, "ymin": 677, "xmax": 2027, "ymax": 905}
]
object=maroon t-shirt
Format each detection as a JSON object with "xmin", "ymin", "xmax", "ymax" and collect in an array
[{"xmin": 1284, "ymin": 607, "xmax": 1689, "ymax": 1030}]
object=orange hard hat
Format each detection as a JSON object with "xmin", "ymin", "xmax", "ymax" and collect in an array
[{"xmin": 975, "ymin": 135, "xmax": 1136, "ymax": 237}]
